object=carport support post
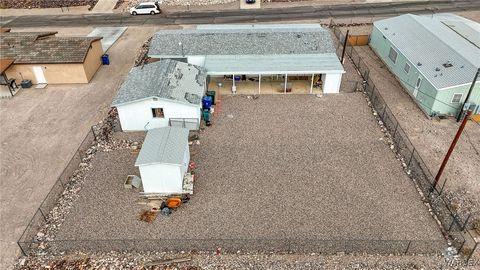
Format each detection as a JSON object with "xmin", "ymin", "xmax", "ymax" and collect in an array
[
  {"xmin": 232, "ymin": 74, "xmax": 236, "ymax": 94},
  {"xmin": 258, "ymin": 74, "xmax": 261, "ymax": 94},
  {"xmin": 284, "ymin": 74, "xmax": 288, "ymax": 94},
  {"xmin": 310, "ymin": 74, "xmax": 314, "ymax": 94}
]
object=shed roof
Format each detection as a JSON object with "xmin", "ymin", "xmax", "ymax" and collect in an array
[
  {"xmin": 148, "ymin": 24, "xmax": 336, "ymax": 57},
  {"xmin": 203, "ymin": 53, "xmax": 344, "ymax": 75},
  {"xmin": 135, "ymin": 127, "xmax": 189, "ymax": 166},
  {"xmin": 112, "ymin": 59, "xmax": 206, "ymax": 107},
  {"xmin": 374, "ymin": 14, "xmax": 480, "ymax": 90},
  {"xmin": 0, "ymin": 32, "xmax": 102, "ymax": 64}
]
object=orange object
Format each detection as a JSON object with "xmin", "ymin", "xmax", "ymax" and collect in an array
[{"xmin": 166, "ymin": 197, "xmax": 182, "ymax": 208}]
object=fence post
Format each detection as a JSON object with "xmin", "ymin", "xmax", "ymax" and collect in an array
[
  {"xmin": 38, "ymin": 208, "xmax": 47, "ymax": 222},
  {"xmin": 466, "ymin": 242, "xmax": 478, "ymax": 263},
  {"xmin": 462, "ymin": 214, "xmax": 471, "ymax": 231},
  {"xmin": 17, "ymin": 242, "xmax": 27, "ymax": 256},
  {"xmin": 392, "ymin": 122, "xmax": 399, "ymax": 140},
  {"xmin": 91, "ymin": 126, "xmax": 97, "ymax": 142},
  {"xmin": 404, "ymin": 241, "xmax": 411, "ymax": 255},
  {"xmin": 407, "ymin": 148, "xmax": 415, "ymax": 169}
]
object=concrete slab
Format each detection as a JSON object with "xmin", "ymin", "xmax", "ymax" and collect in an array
[
  {"xmin": 88, "ymin": 27, "xmax": 128, "ymax": 53},
  {"xmin": 91, "ymin": 0, "xmax": 117, "ymax": 13},
  {"xmin": 240, "ymin": 0, "xmax": 261, "ymax": 10}
]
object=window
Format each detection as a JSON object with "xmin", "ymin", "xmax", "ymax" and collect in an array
[
  {"xmin": 404, "ymin": 63, "xmax": 410, "ymax": 74},
  {"xmin": 388, "ymin": 47, "xmax": 398, "ymax": 63},
  {"xmin": 415, "ymin": 77, "xmax": 422, "ymax": 88},
  {"xmin": 451, "ymin": 93, "xmax": 463, "ymax": 104},
  {"xmin": 152, "ymin": 108, "xmax": 164, "ymax": 118}
]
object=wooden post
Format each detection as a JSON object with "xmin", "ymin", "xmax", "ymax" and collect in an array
[
  {"xmin": 434, "ymin": 110, "xmax": 472, "ymax": 189},
  {"xmin": 258, "ymin": 74, "xmax": 261, "ymax": 94},
  {"xmin": 310, "ymin": 74, "xmax": 314, "ymax": 94}
]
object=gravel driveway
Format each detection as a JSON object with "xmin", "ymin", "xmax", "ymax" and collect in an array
[{"xmin": 56, "ymin": 94, "xmax": 443, "ymax": 254}]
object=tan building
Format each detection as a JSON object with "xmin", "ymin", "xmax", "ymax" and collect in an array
[{"xmin": 0, "ymin": 31, "xmax": 103, "ymax": 85}]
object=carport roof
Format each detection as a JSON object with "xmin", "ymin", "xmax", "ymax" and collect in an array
[
  {"xmin": 112, "ymin": 59, "xmax": 207, "ymax": 107},
  {"xmin": 135, "ymin": 127, "xmax": 189, "ymax": 166},
  {"xmin": 203, "ymin": 54, "xmax": 344, "ymax": 75}
]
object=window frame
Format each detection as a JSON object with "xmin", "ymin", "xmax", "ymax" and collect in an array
[
  {"xmin": 404, "ymin": 63, "xmax": 410, "ymax": 74},
  {"xmin": 415, "ymin": 77, "xmax": 422, "ymax": 89},
  {"xmin": 151, "ymin": 108, "xmax": 165, "ymax": 118},
  {"xmin": 388, "ymin": 47, "xmax": 398, "ymax": 64},
  {"xmin": 451, "ymin": 93, "xmax": 463, "ymax": 104}
]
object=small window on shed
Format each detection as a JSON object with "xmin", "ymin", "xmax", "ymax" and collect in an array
[
  {"xmin": 152, "ymin": 108, "xmax": 164, "ymax": 118},
  {"xmin": 404, "ymin": 63, "xmax": 410, "ymax": 74},
  {"xmin": 388, "ymin": 47, "xmax": 398, "ymax": 64},
  {"xmin": 451, "ymin": 94, "xmax": 463, "ymax": 104}
]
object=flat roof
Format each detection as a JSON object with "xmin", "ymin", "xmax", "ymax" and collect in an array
[
  {"xmin": 135, "ymin": 127, "xmax": 189, "ymax": 167},
  {"xmin": 203, "ymin": 54, "xmax": 344, "ymax": 75},
  {"xmin": 374, "ymin": 14, "xmax": 480, "ymax": 90},
  {"xmin": 148, "ymin": 24, "xmax": 336, "ymax": 57}
]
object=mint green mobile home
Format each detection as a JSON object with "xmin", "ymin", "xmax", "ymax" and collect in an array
[{"xmin": 370, "ymin": 14, "xmax": 480, "ymax": 117}]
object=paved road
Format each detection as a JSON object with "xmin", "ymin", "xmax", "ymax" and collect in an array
[{"xmin": 1, "ymin": 0, "xmax": 480, "ymax": 27}]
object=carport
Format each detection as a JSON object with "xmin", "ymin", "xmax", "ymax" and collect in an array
[{"xmin": 204, "ymin": 54, "xmax": 344, "ymax": 95}]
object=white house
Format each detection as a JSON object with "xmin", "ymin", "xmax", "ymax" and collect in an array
[
  {"xmin": 148, "ymin": 24, "xmax": 345, "ymax": 94},
  {"xmin": 112, "ymin": 59, "xmax": 207, "ymax": 131},
  {"xmin": 135, "ymin": 127, "xmax": 190, "ymax": 194}
]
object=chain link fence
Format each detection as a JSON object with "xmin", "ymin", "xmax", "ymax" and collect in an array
[{"xmin": 330, "ymin": 20, "xmax": 478, "ymax": 259}]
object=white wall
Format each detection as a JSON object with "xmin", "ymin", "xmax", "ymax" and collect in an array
[
  {"xmin": 180, "ymin": 146, "xmax": 190, "ymax": 176},
  {"xmin": 117, "ymin": 98, "xmax": 201, "ymax": 131},
  {"xmin": 140, "ymin": 164, "xmax": 183, "ymax": 193},
  {"xmin": 323, "ymin": 73, "xmax": 342, "ymax": 93},
  {"xmin": 187, "ymin": 56, "xmax": 206, "ymax": 67}
]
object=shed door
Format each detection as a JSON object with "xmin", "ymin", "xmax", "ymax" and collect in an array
[{"xmin": 32, "ymin": 66, "xmax": 47, "ymax": 84}]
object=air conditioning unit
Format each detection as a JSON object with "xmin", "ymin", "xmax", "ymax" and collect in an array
[{"xmin": 464, "ymin": 103, "xmax": 480, "ymax": 114}]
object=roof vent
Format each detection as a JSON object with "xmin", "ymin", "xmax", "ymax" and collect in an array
[
  {"xmin": 296, "ymin": 34, "xmax": 301, "ymax": 38},
  {"xmin": 417, "ymin": 62, "xmax": 422, "ymax": 66},
  {"xmin": 384, "ymin": 27, "xmax": 388, "ymax": 30},
  {"xmin": 435, "ymin": 67, "xmax": 441, "ymax": 71},
  {"xmin": 442, "ymin": 61, "xmax": 453, "ymax": 68}
]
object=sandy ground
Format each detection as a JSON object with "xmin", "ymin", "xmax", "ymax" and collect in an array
[
  {"xmin": 54, "ymin": 94, "xmax": 443, "ymax": 254},
  {"xmin": 0, "ymin": 25, "xmax": 173, "ymax": 270}
]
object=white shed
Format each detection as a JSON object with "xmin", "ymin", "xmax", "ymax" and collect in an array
[
  {"xmin": 135, "ymin": 127, "xmax": 190, "ymax": 194},
  {"xmin": 112, "ymin": 59, "xmax": 207, "ymax": 131}
]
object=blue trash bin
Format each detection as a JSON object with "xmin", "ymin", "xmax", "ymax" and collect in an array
[
  {"xmin": 101, "ymin": 54, "xmax": 110, "ymax": 65},
  {"xmin": 202, "ymin": 96, "xmax": 213, "ymax": 110}
]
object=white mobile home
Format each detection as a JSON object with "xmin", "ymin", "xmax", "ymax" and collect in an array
[
  {"xmin": 148, "ymin": 24, "xmax": 345, "ymax": 94},
  {"xmin": 135, "ymin": 127, "xmax": 190, "ymax": 194},
  {"xmin": 112, "ymin": 59, "xmax": 207, "ymax": 131}
]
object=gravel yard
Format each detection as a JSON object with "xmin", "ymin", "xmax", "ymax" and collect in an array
[
  {"xmin": 353, "ymin": 45, "xmax": 480, "ymax": 221},
  {"xmin": 54, "ymin": 93, "xmax": 443, "ymax": 253}
]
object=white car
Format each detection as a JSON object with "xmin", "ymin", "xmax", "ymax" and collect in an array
[{"xmin": 130, "ymin": 2, "xmax": 161, "ymax": 15}]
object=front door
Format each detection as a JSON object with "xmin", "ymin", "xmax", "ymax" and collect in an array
[
  {"xmin": 413, "ymin": 76, "xmax": 422, "ymax": 97},
  {"xmin": 32, "ymin": 66, "xmax": 47, "ymax": 84}
]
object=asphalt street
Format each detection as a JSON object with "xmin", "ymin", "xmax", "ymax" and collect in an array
[{"xmin": 1, "ymin": 0, "xmax": 480, "ymax": 28}]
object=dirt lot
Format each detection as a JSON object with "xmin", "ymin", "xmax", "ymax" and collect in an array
[
  {"xmin": 0, "ymin": 26, "xmax": 173, "ymax": 270},
  {"xmin": 53, "ymin": 94, "xmax": 443, "ymax": 254}
]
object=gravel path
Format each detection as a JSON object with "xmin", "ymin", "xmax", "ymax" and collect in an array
[{"xmin": 55, "ymin": 94, "xmax": 443, "ymax": 254}]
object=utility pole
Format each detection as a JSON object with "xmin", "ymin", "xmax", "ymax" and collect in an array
[
  {"xmin": 456, "ymin": 67, "xmax": 479, "ymax": 122},
  {"xmin": 340, "ymin": 30, "xmax": 350, "ymax": 64},
  {"xmin": 434, "ymin": 110, "xmax": 472, "ymax": 190}
]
